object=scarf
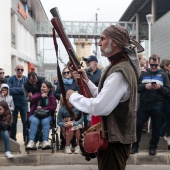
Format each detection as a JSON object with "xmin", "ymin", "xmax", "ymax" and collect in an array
[{"xmin": 63, "ymin": 78, "xmax": 73, "ymax": 85}]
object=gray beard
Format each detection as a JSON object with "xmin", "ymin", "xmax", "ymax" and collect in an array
[
  {"xmin": 87, "ymin": 66, "xmax": 93, "ymax": 72},
  {"xmin": 104, "ymin": 39, "xmax": 113, "ymax": 55}
]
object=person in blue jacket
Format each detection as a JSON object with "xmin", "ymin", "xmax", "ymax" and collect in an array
[{"xmin": 7, "ymin": 65, "xmax": 28, "ymax": 142}]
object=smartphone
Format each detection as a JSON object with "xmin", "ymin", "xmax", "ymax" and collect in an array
[{"xmin": 151, "ymin": 82, "xmax": 156, "ymax": 85}]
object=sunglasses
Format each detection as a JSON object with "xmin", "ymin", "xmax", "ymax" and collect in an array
[
  {"xmin": 0, "ymin": 72, "xmax": 4, "ymax": 74},
  {"xmin": 63, "ymin": 71, "xmax": 70, "ymax": 75},
  {"xmin": 16, "ymin": 68, "xmax": 24, "ymax": 72},
  {"xmin": 150, "ymin": 64, "xmax": 158, "ymax": 67}
]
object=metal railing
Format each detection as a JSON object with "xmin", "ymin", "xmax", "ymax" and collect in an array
[{"xmin": 36, "ymin": 21, "xmax": 137, "ymax": 38}]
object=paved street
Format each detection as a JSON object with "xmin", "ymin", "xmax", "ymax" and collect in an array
[
  {"xmin": 0, "ymin": 119, "xmax": 169, "ymax": 167},
  {"xmin": 1, "ymin": 165, "xmax": 170, "ymax": 170}
]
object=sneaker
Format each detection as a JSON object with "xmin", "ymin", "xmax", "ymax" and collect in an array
[
  {"xmin": 42, "ymin": 141, "xmax": 51, "ymax": 149},
  {"xmin": 5, "ymin": 151, "xmax": 13, "ymax": 159},
  {"xmin": 65, "ymin": 146, "xmax": 72, "ymax": 154},
  {"xmin": 165, "ymin": 137, "xmax": 170, "ymax": 145},
  {"xmin": 38, "ymin": 142, "xmax": 43, "ymax": 149},
  {"xmin": 149, "ymin": 146, "xmax": 156, "ymax": 155},
  {"xmin": 74, "ymin": 146, "xmax": 81, "ymax": 154},
  {"xmin": 26, "ymin": 140, "xmax": 35, "ymax": 149},
  {"xmin": 130, "ymin": 147, "xmax": 138, "ymax": 154}
]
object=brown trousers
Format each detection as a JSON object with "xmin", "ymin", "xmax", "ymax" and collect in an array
[{"xmin": 96, "ymin": 142, "xmax": 131, "ymax": 170}]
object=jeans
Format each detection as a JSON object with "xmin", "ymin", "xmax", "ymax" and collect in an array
[
  {"xmin": 34, "ymin": 130, "xmax": 43, "ymax": 143},
  {"xmin": 11, "ymin": 105, "xmax": 28, "ymax": 141},
  {"xmin": 0, "ymin": 130, "xmax": 10, "ymax": 152},
  {"xmin": 28, "ymin": 115, "xmax": 52, "ymax": 141},
  {"xmin": 133, "ymin": 102, "xmax": 163, "ymax": 149},
  {"xmin": 160, "ymin": 101, "xmax": 170, "ymax": 137}
]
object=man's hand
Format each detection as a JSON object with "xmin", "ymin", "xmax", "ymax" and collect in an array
[
  {"xmin": 72, "ymin": 69, "xmax": 89, "ymax": 83},
  {"xmin": 145, "ymin": 83, "xmax": 152, "ymax": 90},
  {"xmin": 37, "ymin": 106, "xmax": 41, "ymax": 109},
  {"xmin": 66, "ymin": 90, "xmax": 77, "ymax": 100},
  {"xmin": 152, "ymin": 84, "xmax": 161, "ymax": 89},
  {"xmin": 146, "ymin": 83, "xmax": 161, "ymax": 90}
]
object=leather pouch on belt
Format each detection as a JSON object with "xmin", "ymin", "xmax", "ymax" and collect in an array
[{"xmin": 83, "ymin": 122, "xmax": 108, "ymax": 153}]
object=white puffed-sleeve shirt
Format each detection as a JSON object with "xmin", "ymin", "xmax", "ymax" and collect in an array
[{"xmin": 69, "ymin": 71, "xmax": 130, "ymax": 116}]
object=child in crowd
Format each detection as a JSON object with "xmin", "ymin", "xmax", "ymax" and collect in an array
[
  {"xmin": 0, "ymin": 83, "xmax": 14, "ymax": 112},
  {"xmin": 0, "ymin": 100, "xmax": 13, "ymax": 158},
  {"xmin": 57, "ymin": 95, "xmax": 84, "ymax": 154}
]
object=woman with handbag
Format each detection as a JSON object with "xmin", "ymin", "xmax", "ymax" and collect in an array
[
  {"xmin": 26, "ymin": 81, "xmax": 57, "ymax": 149},
  {"xmin": 0, "ymin": 100, "xmax": 13, "ymax": 158}
]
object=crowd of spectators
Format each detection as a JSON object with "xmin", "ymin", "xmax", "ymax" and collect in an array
[{"xmin": 0, "ymin": 53, "xmax": 170, "ymax": 158}]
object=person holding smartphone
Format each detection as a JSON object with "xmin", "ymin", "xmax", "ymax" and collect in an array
[{"xmin": 131, "ymin": 54, "xmax": 170, "ymax": 155}]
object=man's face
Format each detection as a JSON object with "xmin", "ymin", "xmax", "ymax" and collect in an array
[
  {"xmin": 98, "ymin": 34, "xmax": 117, "ymax": 57},
  {"xmin": 29, "ymin": 76, "xmax": 38, "ymax": 85},
  {"xmin": 149, "ymin": 59, "xmax": 159, "ymax": 72},
  {"xmin": 0, "ymin": 69, "xmax": 5, "ymax": 78},
  {"xmin": 86, "ymin": 61, "xmax": 95, "ymax": 72},
  {"xmin": 15, "ymin": 66, "xmax": 24, "ymax": 77}
]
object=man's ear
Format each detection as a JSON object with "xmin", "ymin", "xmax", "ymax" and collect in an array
[{"xmin": 111, "ymin": 40, "xmax": 116, "ymax": 47}]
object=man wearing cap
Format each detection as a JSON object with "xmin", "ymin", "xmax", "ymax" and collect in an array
[
  {"xmin": 83, "ymin": 55, "xmax": 102, "ymax": 87},
  {"xmin": 66, "ymin": 25, "xmax": 141, "ymax": 170},
  {"xmin": 83, "ymin": 55, "xmax": 102, "ymax": 126}
]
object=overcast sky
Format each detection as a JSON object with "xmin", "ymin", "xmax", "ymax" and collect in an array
[
  {"xmin": 41, "ymin": 0, "xmax": 133, "ymax": 21},
  {"xmin": 39, "ymin": 0, "xmax": 133, "ymax": 69}
]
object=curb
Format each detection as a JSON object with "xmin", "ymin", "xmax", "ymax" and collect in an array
[{"xmin": 0, "ymin": 151, "xmax": 170, "ymax": 166}]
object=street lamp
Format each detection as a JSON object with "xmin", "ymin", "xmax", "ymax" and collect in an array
[
  {"xmin": 146, "ymin": 14, "xmax": 153, "ymax": 58},
  {"xmin": 95, "ymin": 8, "xmax": 100, "ymax": 57}
]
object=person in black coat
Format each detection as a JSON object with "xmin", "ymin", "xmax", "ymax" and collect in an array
[{"xmin": 23, "ymin": 72, "xmax": 45, "ymax": 103}]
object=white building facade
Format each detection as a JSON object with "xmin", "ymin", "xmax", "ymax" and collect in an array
[{"xmin": 0, "ymin": 0, "xmax": 48, "ymax": 76}]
